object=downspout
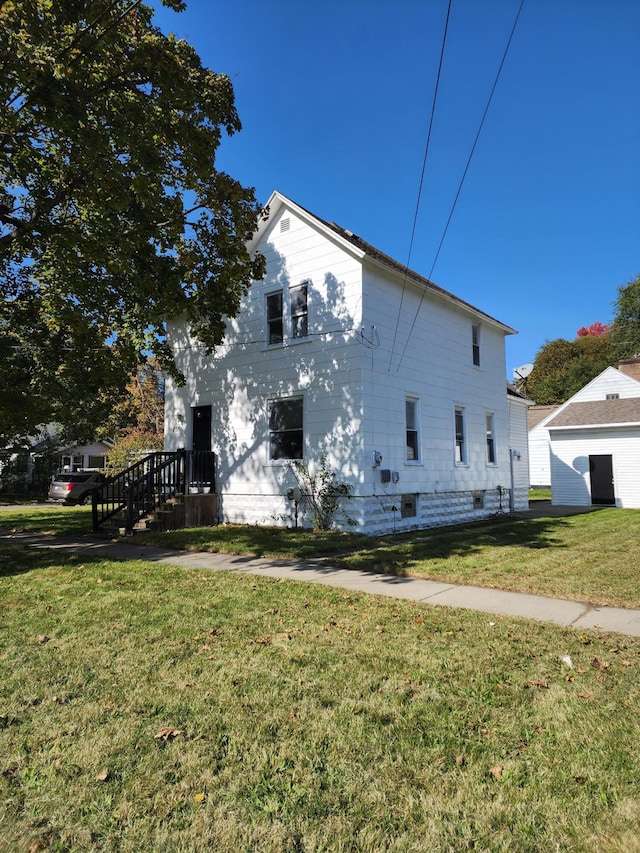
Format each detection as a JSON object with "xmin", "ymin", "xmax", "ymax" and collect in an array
[{"xmin": 509, "ymin": 448, "xmax": 521, "ymax": 512}]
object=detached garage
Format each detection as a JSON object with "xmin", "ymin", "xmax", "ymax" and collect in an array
[{"xmin": 548, "ymin": 397, "xmax": 640, "ymax": 508}]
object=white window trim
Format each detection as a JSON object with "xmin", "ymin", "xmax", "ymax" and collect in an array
[
  {"xmin": 472, "ymin": 324, "xmax": 481, "ymax": 368},
  {"xmin": 265, "ymin": 290, "xmax": 284, "ymax": 346},
  {"xmin": 264, "ymin": 280, "xmax": 311, "ymax": 348},
  {"xmin": 405, "ymin": 397, "xmax": 421, "ymax": 464},
  {"xmin": 485, "ymin": 412, "xmax": 497, "ymax": 466},
  {"xmin": 290, "ymin": 281, "xmax": 309, "ymax": 341},
  {"xmin": 266, "ymin": 396, "xmax": 305, "ymax": 464},
  {"xmin": 455, "ymin": 406, "xmax": 467, "ymax": 466}
]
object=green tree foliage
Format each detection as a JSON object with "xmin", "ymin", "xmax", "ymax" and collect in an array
[
  {"xmin": 106, "ymin": 428, "xmax": 163, "ymax": 473},
  {"xmin": 611, "ymin": 273, "xmax": 640, "ymax": 358},
  {"xmin": 99, "ymin": 357, "xmax": 165, "ymax": 441},
  {"xmin": 524, "ymin": 334, "xmax": 615, "ymax": 406},
  {"xmin": 521, "ymin": 273, "xmax": 640, "ymax": 406},
  {"xmin": 1, "ymin": 0, "xmax": 265, "ymax": 445}
]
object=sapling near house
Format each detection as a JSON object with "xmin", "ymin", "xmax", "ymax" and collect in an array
[{"xmin": 293, "ymin": 455, "xmax": 355, "ymax": 531}]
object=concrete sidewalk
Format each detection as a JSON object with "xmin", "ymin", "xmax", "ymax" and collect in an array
[{"xmin": 5, "ymin": 530, "xmax": 640, "ymax": 637}]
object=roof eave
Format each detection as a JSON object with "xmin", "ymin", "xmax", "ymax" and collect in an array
[{"xmin": 549, "ymin": 421, "xmax": 640, "ymax": 431}]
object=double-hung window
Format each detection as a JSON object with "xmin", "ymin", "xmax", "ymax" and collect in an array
[
  {"xmin": 267, "ymin": 292, "xmax": 283, "ymax": 344},
  {"xmin": 455, "ymin": 407, "xmax": 467, "ymax": 465},
  {"xmin": 406, "ymin": 398, "xmax": 420, "ymax": 461},
  {"xmin": 486, "ymin": 413, "xmax": 496, "ymax": 464},
  {"xmin": 290, "ymin": 283, "xmax": 308, "ymax": 339},
  {"xmin": 269, "ymin": 398, "xmax": 304, "ymax": 460},
  {"xmin": 472, "ymin": 325, "xmax": 481, "ymax": 367},
  {"xmin": 266, "ymin": 281, "xmax": 309, "ymax": 344}
]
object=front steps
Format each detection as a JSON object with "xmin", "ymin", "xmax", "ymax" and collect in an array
[{"xmin": 100, "ymin": 493, "xmax": 218, "ymax": 537}]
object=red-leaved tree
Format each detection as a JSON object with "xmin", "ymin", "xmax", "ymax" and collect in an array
[{"xmin": 577, "ymin": 322, "xmax": 609, "ymax": 338}]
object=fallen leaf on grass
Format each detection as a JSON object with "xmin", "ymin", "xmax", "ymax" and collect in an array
[
  {"xmin": 527, "ymin": 679, "xmax": 549, "ymax": 689},
  {"xmin": 154, "ymin": 727, "xmax": 183, "ymax": 741},
  {"xmin": 37, "ymin": 635, "xmax": 50, "ymax": 645},
  {"xmin": 255, "ymin": 636, "xmax": 272, "ymax": 645},
  {"xmin": 577, "ymin": 691, "xmax": 591, "ymax": 699},
  {"xmin": 193, "ymin": 792, "xmax": 206, "ymax": 804},
  {"xmin": 591, "ymin": 658, "xmax": 610, "ymax": 671},
  {"xmin": 96, "ymin": 769, "xmax": 110, "ymax": 782},
  {"xmin": 489, "ymin": 765, "xmax": 503, "ymax": 779}
]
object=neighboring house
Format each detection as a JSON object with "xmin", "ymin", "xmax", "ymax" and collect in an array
[
  {"xmin": 164, "ymin": 191, "xmax": 528, "ymax": 534},
  {"xmin": 57, "ymin": 440, "xmax": 113, "ymax": 473},
  {"xmin": 529, "ymin": 360, "xmax": 640, "ymax": 508},
  {"xmin": 0, "ymin": 432, "xmax": 113, "ymax": 493},
  {"xmin": 528, "ymin": 405, "xmax": 559, "ymax": 487},
  {"xmin": 508, "ymin": 383, "xmax": 534, "ymax": 506},
  {"xmin": 0, "ymin": 428, "xmax": 59, "ymax": 492}
]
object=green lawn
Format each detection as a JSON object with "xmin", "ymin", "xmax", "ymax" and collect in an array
[
  {"xmin": 2, "ymin": 505, "xmax": 640, "ymax": 608},
  {"xmin": 1, "ymin": 543, "xmax": 639, "ymax": 851}
]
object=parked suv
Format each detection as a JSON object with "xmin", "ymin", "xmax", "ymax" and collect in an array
[{"xmin": 48, "ymin": 471, "xmax": 106, "ymax": 506}]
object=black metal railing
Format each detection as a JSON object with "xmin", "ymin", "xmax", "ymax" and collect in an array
[{"xmin": 91, "ymin": 449, "xmax": 216, "ymax": 533}]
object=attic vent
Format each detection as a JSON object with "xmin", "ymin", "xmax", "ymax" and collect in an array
[
  {"xmin": 280, "ymin": 217, "xmax": 290, "ymax": 233},
  {"xmin": 606, "ymin": 393, "xmax": 620, "ymax": 400}
]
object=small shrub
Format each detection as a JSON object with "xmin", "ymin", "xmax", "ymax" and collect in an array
[{"xmin": 293, "ymin": 455, "xmax": 354, "ymax": 531}]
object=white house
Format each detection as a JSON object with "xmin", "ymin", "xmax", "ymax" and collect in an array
[
  {"xmin": 541, "ymin": 361, "xmax": 640, "ymax": 508},
  {"xmin": 164, "ymin": 191, "xmax": 529, "ymax": 534},
  {"xmin": 57, "ymin": 439, "xmax": 113, "ymax": 472},
  {"xmin": 528, "ymin": 405, "xmax": 559, "ymax": 487}
]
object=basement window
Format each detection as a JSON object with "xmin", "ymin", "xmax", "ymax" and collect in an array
[
  {"xmin": 473, "ymin": 490, "xmax": 485, "ymax": 510},
  {"xmin": 400, "ymin": 493, "xmax": 417, "ymax": 519}
]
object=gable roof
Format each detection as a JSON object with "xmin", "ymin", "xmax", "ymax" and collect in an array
[
  {"xmin": 547, "ymin": 398, "xmax": 640, "ymax": 429},
  {"xmin": 251, "ymin": 191, "xmax": 516, "ymax": 335},
  {"xmin": 526, "ymin": 366, "xmax": 640, "ymax": 434},
  {"xmin": 528, "ymin": 405, "xmax": 559, "ymax": 431}
]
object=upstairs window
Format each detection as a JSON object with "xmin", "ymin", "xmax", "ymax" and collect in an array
[
  {"xmin": 472, "ymin": 325, "xmax": 481, "ymax": 366},
  {"xmin": 486, "ymin": 413, "xmax": 496, "ymax": 464},
  {"xmin": 606, "ymin": 393, "xmax": 620, "ymax": 400},
  {"xmin": 269, "ymin": 398, "xmax": 304, "ymax": 460},
  {"xmin": 455, "ymin": 407, "xmax": 467, "ymax": 465},
  {"xmin": 290, "ymin": 283, "xmax": 308, "ymax": 339},
  {"xmin": 266, "ymin": 292, "xmax": 283, "ymax": 344},
  {"xmin": 406, "ymin": 398, "xmax": 419, "ymax": 461},
  {"xmin": 266, "ymin": 282, "xmax": 309, "ymax": 344}
]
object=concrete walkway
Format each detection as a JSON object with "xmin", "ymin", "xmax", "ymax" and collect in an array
[{"xmin": 4, "ymin": 530, "xmax": 640, "ymax": 638}]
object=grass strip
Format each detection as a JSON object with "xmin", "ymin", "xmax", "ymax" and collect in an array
[{"xmin": 1, "ymin": 543, "xmax": 639, "ymax": 851}]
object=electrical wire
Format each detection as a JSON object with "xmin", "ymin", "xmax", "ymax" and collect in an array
[
  {"xmin": 388, "ymin": 0, "xmax": 452, "ymax": 374},
  {"xmin": 393, "ymin": 0, "xmax": 526, "ymax": 375}
]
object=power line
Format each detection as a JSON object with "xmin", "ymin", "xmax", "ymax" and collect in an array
[
  {"xmin": 388, "ymin": 0, "xmax": 452, "ymax": 374},
  {"xmin": 394, "ymin": 0, "xmax": 526, "ymax": 375}
]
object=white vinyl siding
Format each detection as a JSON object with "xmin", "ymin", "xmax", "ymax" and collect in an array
[{"xmin": 550, "ymin": 426, "xmax": 640, "ymax": 508}]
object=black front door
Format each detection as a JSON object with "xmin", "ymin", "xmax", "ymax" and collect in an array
[
  {"xmin": 191, "ymin": 405, "xmax": 213, "ymax": 489},
  {"xmin": 192, "ymin": 405, "xmax": 212, "ymax": 452},
  {"xmin": 589, "ymin": 455, "xmax": 615, "ymax": 505}
]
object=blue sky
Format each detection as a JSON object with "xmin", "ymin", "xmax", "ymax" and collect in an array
[{"xmin": 152, "ymin": 0, "xmax": 639, "ymax": 377}]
